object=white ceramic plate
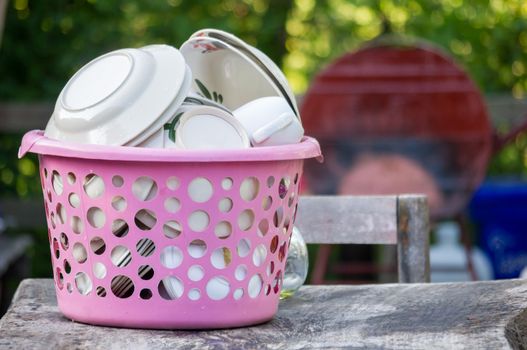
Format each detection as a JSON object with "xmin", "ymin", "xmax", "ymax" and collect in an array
[
  {"xmin": 125, "ymin": 63, "xmax": 192, "ymax": 146},
  {"xmin": 180, "ymin": 36, "xmax": 280, "ymax": 111},
  {"xmin": 45, "ymin": 45, "xmax": 187, "ymax": 146},
  {"xmin": 190, "ymin": 28, "xmax": 300, "ymax": 119}
]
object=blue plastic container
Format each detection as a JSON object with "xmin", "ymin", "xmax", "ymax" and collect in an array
[{"xmin": 469, "ymin": 180, "xmax": 527, "ymax": 279}]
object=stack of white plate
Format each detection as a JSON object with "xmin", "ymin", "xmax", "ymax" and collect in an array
[{"xmin": 45, "ymin": 44, "xmax": 191, "ymax": 146}]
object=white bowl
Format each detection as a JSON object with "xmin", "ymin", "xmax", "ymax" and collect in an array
[
  {"xmin": 172, "ymin": 105, "xmax": 250, "ymax": 150},
  {"xmin": 189, "ymin": 28, "xmax": 300, "ymax": 119},
  {"xmin": 45, "ymin": 45, "xmax": 188, "ymax": 146},
  {"xmin": 180, "ymin": 36, "xmax": 280, "ymax": 111}
]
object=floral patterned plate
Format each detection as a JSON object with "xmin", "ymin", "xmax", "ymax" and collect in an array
[
  {"xmin": 180, "ymin": 36, "xmax": 281, "ymax": 111},
  {"xmin": 190, "ymin": 28, "xmax": 300, "ymax": 120}
]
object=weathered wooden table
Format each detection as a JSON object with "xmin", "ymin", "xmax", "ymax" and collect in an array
[{"xmin": 1, "ymin": 279, "xmax": 527, "ymax": 349}]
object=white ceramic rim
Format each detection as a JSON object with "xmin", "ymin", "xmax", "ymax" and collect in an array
[
  {"xmin": 174, "ymin": 105, "xmax": 251, "ymax": 150},
  {"xmin": 124, "ymin": 64, "xmax": 192, "ymax": 146},
  {"xmin": 45, "ymin": 45, "xmax": 187, "ymax": 146}
]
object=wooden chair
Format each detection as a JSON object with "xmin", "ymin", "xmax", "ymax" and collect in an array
[{"xmin": 295, "ymin": 194, "xmax": 430, "ymax": 283}]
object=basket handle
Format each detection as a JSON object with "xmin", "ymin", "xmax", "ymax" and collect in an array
[{"xmin": 18, "ymin": 130, "xmax": 46, "ymax": 158}]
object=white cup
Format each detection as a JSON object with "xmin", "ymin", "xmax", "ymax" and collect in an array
[{"xmin": 233, "ymin": 96, "xmax": 304, "ymax": 147}]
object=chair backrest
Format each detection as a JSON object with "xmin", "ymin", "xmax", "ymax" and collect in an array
[{"xmin": 295, "ymin": 194, "xmax": 430, "ymax": 283}]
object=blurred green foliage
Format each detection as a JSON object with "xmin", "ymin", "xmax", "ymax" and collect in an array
[
  {"xmin": 0, "ymin": 0, "xmax": 292, "ymax": 100},
  {"xmin": 283, "ymin": 0, "xmax": 527, "ymax": 97}
]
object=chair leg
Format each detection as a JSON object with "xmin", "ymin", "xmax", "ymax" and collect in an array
[
  {"xmin": 397, "ymin": 195, "xmax": 430, "ymax": 283},
  {"xmin": 456, "ymin": 214, "xmax": 478, "ymax": 281},
  {"xmin": 311, "ymin": 244, "xmax": 332, "ymax": 284}
]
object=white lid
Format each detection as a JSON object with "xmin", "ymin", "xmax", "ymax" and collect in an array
[{"xmin": 45, "ymin": 45, "xmax": 188, "ymax": 146}]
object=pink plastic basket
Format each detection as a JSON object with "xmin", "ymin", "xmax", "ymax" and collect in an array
[{"xmin": 19, "ymin": 130, "xmax": 321, "ymax": 329}]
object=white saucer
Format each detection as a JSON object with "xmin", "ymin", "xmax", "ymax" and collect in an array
[{"xmin": 45, "ymin": 45, "xmax": 187, "ymax": 145}]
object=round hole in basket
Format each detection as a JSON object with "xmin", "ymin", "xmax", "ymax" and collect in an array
[
  {"xmin": 211, "ymin": 247, "xmax": 232, "ymax": 269},
  {"xmin": 64, "ymin": 259, "xmax": 71, "ymax": 274},
  {"xmin": 159, "ymin": 276, "xmax": 184, "ymax": 300},
  {"xmin": 96, "ymin": 286, "xmax": 106, "ymax": 297},
  {"xmin": 248, "ymin": 274, "xmax": 263, "ymax": 298},
  {"xmin": 240, "ymin": 177, "xmax": 259, "ymax": 201},
  {"xmin": 235, "ymin": 265, "xmax": 247, "ymax": 281},
  {"xmin": 163, "ymin": 220, "xmax": 182, "ymax": 238},
  {"xmin": 160, "ymin": 246, "xmax": 183, "ymax": 269},
  {"xmin": 72, "ymin": 243, "xmax": 87, "ymax": 263},
  {"xmin": 214, "ymin": 221, "xmax": 232, "ymax": 239},
  {"xmin": 52, "ymin": 238, "xmax": 60, "ymax": 259},
  {"xmin": 112, "ymin": 219, "xmax": 129, "ymax": 237},
  {"xmin": 187, "ymin": 265, "xmax": 204, "ymax": 281},
  {"xmin": 233, "ymin": 288, "xmax": 244, "ymax": 300},
  {"xmin": 75, "ymin": 272, "xmax": 92, "ymax": 295},
  {"xmin": 238, "ymin": 209, "xmax": 254, "ymax": 231},
  {"xmin": 51, "ymin": 170, "xmax": 63, "ymax": 195},
  {"xmin": 221, "ymin": 177, "xmax": 233, "ymax": 190},
  {"xmin": 90, "ymin": 236, "xmax": 106, "ymax": 255},
  {"xmin": 71, "ymin": 216, "xmax": 83, "ymax": 234},
  {"xmin": 83, "ymin": 173, "xmax": 105, "ymax": 199},
  {"xmin": 188, "ymin": 240, "xmax": 207, "ymax": 258},
  {"xmin": 206, "ymin": 276, "xmax": 230, "ymax": 300},
  {"xmin": 164, "ymin": 197, "xmax": 181, "ymax": 213},
  {"xmin": 93, "ymin": 262, "xmax": 107, "ymax": 279},
  {"xmin": 132, "ymin": 176, "xmax": 158, "ymax": 201},
  {"xmin": 262, "ymin": 196, "xmax": 273, "ymax": 211},
  {"xmin": 188, "ymin": 288, "xmax": 201, "ymax": 301},
  {"xmin": 56, "ymin": 203, "xmax": 67, "ymax": 224},
  {"xmin": 258, "ymin": 219, "xmax": 270, "ymax": 237},
  {"xmin": 188, "ymin": 177, "xmax": 213, "ymax": 203},
  {"xmin": 138, "ymin": 265, "xmax": 154, "ymax": 280},
  {"xmin": 140, "ymin": 288, "xmax": 153, "ymax": 300},
  {"xmin": 188, "ymin": 210, "xmax": 209, "ymax": 232},
  {"xmin": 87, "ymin": 207, "xmax": 105, "ymax": 229},
  {"xmin": 112, "ymin": 175, "xmax": 124, "ymax": 188},
  {"xmin": 67, "ymin": 172, "xmax": 76, "ymax": 185},
  {"xmin": 136, "ymin": 238, "xmax": 155, "ymax": 257},
  {"xmin": 134, "ymin": 209, "xmax": 156, "ymax": 230},
  {"xmin": 237, "ymin": 238, "xmax": 251, "ymax": 258},
  {"xmin": 218, "ymin": 197, "xmax": 233, "ymax": 213},
  {"xmin": 111, "ymin": 245, "xmax": 132, "ymax": 267},
  {"xmin": 111, "ymin": 275, "xmax": 134, "ymax": 298},
  {"xmin": 111, "ymin": 196, "xmax": 127, "ymax": 212},
  {"xmin": 60, "ymin": 232, "xmax": 70, "ymax": 250},
  {"xmin": 68, "ymin": 193, "xmax": 80, "ymax": 208}
]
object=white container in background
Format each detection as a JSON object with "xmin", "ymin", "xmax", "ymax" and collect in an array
[{"xmin": 430, "ymin": 221, "xmax": 494, "ymax": 282}]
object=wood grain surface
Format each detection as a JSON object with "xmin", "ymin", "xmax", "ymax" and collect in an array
[{"xmin": 1, "ymin": 279, "xmax": 526, "ymax": 349}]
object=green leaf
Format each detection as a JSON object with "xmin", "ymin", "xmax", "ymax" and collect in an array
[
  {"xmin": 213, "ymin": 91, "xmax": 218, "ymax": 102},
  {"xmin": 195, "ymin": 79, "xmax": 212, "ymax": 99},
  {"xmin": 165, "ymin": 112, "xmax": 184, "ymax": 143},
  {"xmin": 218, "ymin": 94, "xmax": 223, "ymax": 103}
]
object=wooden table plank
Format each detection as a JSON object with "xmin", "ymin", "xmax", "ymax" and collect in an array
[{"xmin": 1, "ymin": 279, "xmax": 526, "ymax": 349}]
